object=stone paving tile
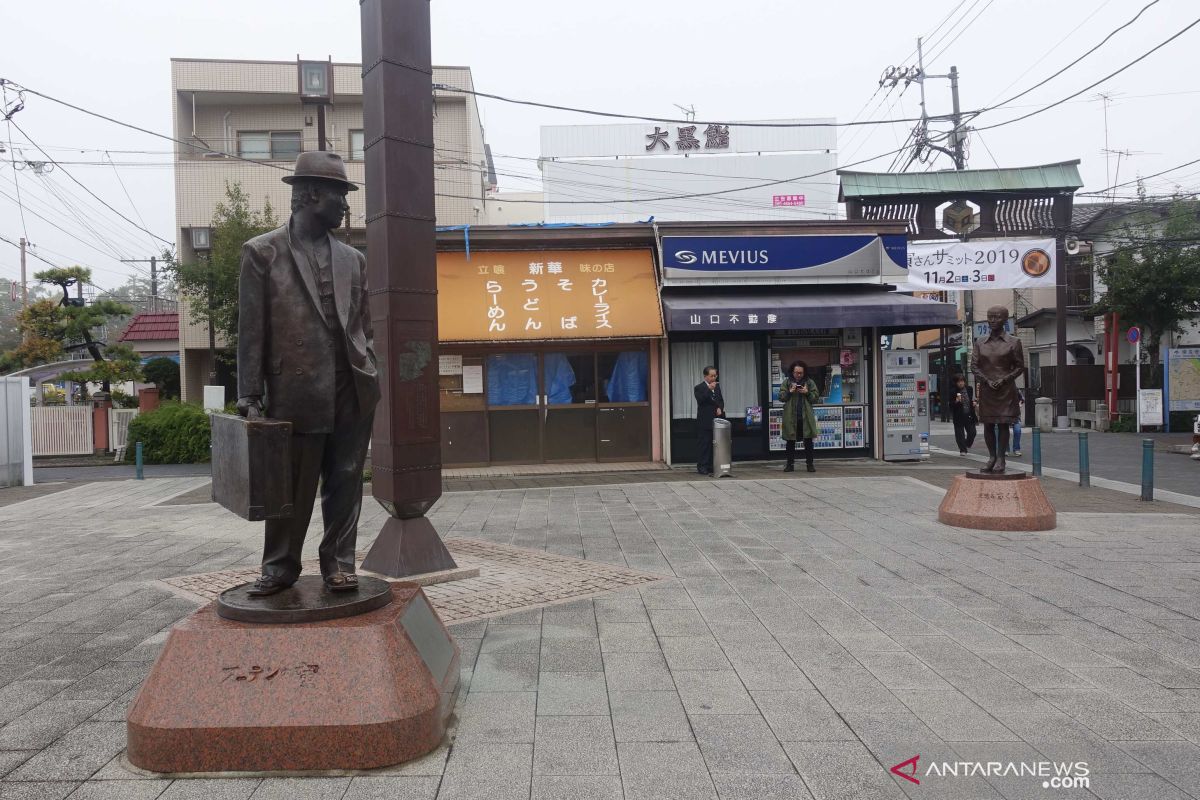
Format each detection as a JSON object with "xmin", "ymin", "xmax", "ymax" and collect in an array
[
  {"xmin": 617, "ymin": 741, "xmax": 718, "ymax": 800},
  {"xmin": 657, "ymin": 636, "xmax": 731, "ymax": 671},
  {"xmin": 532, "ymin": 716, "xmax": 619, "ymax": 776},
  {"xmin": 601, "ymin": 651, "xmax": 675, "ymax": 692},
  {"xmin": 0, "ymin": 783, "xmax": 82, "ymax": 800},
  {"xmin": 454, "ymin": 691, "xmax": 536, "ymax": 743},
  {"xmin": 247, "ymin": 778, "xmax": 349, "ymax": 799},
  {"xmin": 6, "ymin": 475, "xmax": 1200, "ymax": 794},
  {"xmin": 340, "ymin": 776, "xmax": 440, "ymax": 800},
  {"xmin": 537, "ymin": 672, "xmax": 608, "ymax": 716},
  {"xmin": 7, "ymin": 722, "xmax": 125, "ymax": 782},
  {"xmin": 63, "ymin": 781, "xmax": 172, "ymax": 799},
  {"xmin": 608, "ymin": 690, "xmax": 692, "ymax": 743},
  {"xmin": 673, "ymin": 671, "xmax": 757, "ymax": 715},
  {"xmin": 155, "ymin": 779, "xmax": 261, "ymax": 800},
  {"xmin": 689, "ymin": 715, "xmax": 795, "ymax": 775},
  {"xmin": 782, "ymin": 740, "xmax": 908, "ymax": 800},
  {"xmin": 539, "ymin": 639, "xmax": 602, "ymax": 673}
]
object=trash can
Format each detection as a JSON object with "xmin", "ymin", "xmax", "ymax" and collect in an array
[{"xmin": 712, "ymin": 418, "xmax": 732, "ymax": 477}]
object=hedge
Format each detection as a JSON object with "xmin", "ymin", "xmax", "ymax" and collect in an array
[{"xmin": 125, "ymin": 402, "xmax": 212, "ymax": 464}]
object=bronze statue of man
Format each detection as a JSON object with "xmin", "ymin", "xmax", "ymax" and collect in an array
[
  {"xmin": 971, "ymin": 305, "xmax": 1025, "ymax": 474},
  {"xmin": 236, "ymin": 151, "xmax": 380, "ymax": 596}
]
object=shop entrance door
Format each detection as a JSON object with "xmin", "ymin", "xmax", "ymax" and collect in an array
[
  {"xmin": 484, "ymin": 348, "xmax": 652, "ymax": 465},
  {"xmin": 485, "ymin": 353, "xmax": 543, "ymax": 464}
]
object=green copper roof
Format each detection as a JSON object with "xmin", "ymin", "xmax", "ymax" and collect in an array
[{"xmin": 838, "ymin": 161, "xmax": 1083, "ymax": 199}]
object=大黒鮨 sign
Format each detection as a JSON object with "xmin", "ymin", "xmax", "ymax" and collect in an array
[
  {"xmin": 437, "ymin": 249, "xmax": 663, "ymax": 342},
  {"xmin": 906, "ymin": 239, "xmax": 1056, "ymax": 291}
]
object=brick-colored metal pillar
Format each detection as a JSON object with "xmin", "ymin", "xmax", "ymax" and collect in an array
[{"xmin": 359, "ymin": 0, "xmax": 457, "ymax": 576}]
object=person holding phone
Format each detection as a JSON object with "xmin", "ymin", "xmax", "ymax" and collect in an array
[
  {"xmin": 950, "ymin": 374, "xmax": 977, "ymax": 455},
  {"xmin": 693, "ymin": 366, "xmax": 725, "ymax": 476},
  {"xmin": 779, "ymin": 360, "xmax": 818, "ymax": 472}
]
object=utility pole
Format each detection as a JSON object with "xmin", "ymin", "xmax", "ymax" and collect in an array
[
  {"xmin": 18, "ymin": 236, "xmax": 27, "ymax": 309},
  {"xmin": 949, "ymin": 66, "xmax": 965, "ymax": 170},
  {"xmin": 879, "ymin": 39, "xmax": 969, "ymax": 417},
  {"xmin": 120, "ymin": 256, "xmax": 158, "ymax": 298},
  {"xmin": 879, "ymin": 39, "xmax": 967, "ymax": 171}
]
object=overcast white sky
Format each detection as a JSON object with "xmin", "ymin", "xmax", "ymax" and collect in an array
[{"xmin": 2, "ymin": 0, "xmax": 1198, "ymax": 291}]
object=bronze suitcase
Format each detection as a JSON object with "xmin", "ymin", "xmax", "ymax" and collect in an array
[{"xmin": 210, "ymin": 413, "xmax": 294, "ymax": 521}]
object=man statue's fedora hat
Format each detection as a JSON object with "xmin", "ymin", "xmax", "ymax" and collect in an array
[{"xmin": 282, "ymin": 151, "xmax": 359, "ymax": 191}]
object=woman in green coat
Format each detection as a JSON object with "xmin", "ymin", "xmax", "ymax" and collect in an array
[{"xmin": 779, "ymin": 360, "xmax": 819, "ymax": 472}]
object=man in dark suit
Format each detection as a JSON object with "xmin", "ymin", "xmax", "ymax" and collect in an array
[
  {"xmin": 693, "ymin": 366, "xmax": 725, "ymax": 476},
  {"xmin": 236, "ymin": 151, "xmax": 380, "ymax": 596}
]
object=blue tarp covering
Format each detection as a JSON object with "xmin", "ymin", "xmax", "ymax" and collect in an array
[
  {"xmin": 606, "ymin": 351, "xmax": 648, "ymax": 402},
  {"xmin": 486, "ymin": 354, "xmax": 538, "ymax": 406},
  {"xmin": 543, "ymin": 353, "xmax": 576, "ymax": 404}
]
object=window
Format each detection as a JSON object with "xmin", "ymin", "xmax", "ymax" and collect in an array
[
  {"xmin": 238, "ymin": 131, "xmax": 302, "ymax": 160},
  {"xmin": 349, "ymin": 130, "xmax": 365, "ymax": 161}
]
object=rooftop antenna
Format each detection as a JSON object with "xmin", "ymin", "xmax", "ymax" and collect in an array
[{"xmin": 672, "ymin": 104, "xmax": 696, "ymax": 122}]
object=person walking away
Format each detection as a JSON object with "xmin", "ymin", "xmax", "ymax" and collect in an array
[
  {"xmin": 693, "ymin": 366, "xmax": 724, "ymax": 476},
  {"xmin": 780, "ymin": 361, "xmax": 818, "ymax": 472},
  {"xmin": 950, "ymin": 374, "xmax": 977, "ymax": 455},
  {"xmin": 1009, "ymin": 389, "xmax": 1025, "ymax": 457}
]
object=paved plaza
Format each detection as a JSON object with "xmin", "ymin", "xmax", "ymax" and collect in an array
[{"xmin": 1, "ymin": 472, "xmax": 1200, "ymax": 799}]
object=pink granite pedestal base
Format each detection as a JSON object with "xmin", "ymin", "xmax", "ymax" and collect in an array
[
  {"xmin": 126, "ymin": 584, "xmax": 459, "ymax": 773},
  {"xmin": 937, "ymin": 471, "xmax": 1056, "ymax": 531}
]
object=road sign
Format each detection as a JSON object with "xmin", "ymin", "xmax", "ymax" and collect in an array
[{"xmin": 1127, "ymin": 326, "xmax": 1141, "ymax": 344}]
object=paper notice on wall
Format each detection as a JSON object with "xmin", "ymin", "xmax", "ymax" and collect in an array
[
  {"xmin": 439, "ymin": 354, "xmax": 463, "ymax": 375},
  {"xmin": 461, "ymin": 365, "xmax": 483, "ymax": 394}
]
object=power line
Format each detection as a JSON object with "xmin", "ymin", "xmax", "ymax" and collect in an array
[
  {"xmin": 972, "ymin": 15, "xmax": 1200, "ymax": 132},
  {"xmin": 2, "ymin": 83, "xmax": 30, "ymax": 241},
  {"xmin": 431, "ymin": 85, "xmax": 926, "ymax": 129},
  {"xmin": 7, "ymin": 117, "xmax": 174, "ymax": 246},
  {"xmin": 105, "ymin": 150, "xmax": 159, "ymax": 252},
  {"xmin": 985, "ymin": 0, "xmax": 1161, "ymax": 111},
  {"xmin": 924, "ymin": 0, "xmax": 995, "ymax": 65},
  {"xmin": 983, "ymin": 0, "xmax": 1114, "ymax": 106}
]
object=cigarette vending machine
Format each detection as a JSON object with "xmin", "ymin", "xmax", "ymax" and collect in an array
[{"xmin": 882, "ymin": 350, "xmax": 930, "ymax": 462}]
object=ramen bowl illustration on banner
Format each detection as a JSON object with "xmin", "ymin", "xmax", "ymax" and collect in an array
[{"xmin": 1021, "ymin": 248, "xmax": 1052, "ymax": 278}]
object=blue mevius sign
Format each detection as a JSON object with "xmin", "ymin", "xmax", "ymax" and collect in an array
[{"xmin": 661, "ymin": 234, "xmax": 907, "ymax": 284}]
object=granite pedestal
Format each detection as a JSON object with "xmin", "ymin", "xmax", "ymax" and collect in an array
[
  {"xmin": 937, "ymin": 470, "xmax": 1057, "ymax": 531},
  {"xmin": 126, "ymin": 584, "xmax": 458, "ymax": 773}
]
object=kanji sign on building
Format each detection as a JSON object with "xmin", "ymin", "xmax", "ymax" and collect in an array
[
  {"xmin": 437, "ymin": 249, "xmax": 664, "ymax": 342},
  {"xmin": 644, "ymin": 124, "xmax": 731, "ymax": 153}
]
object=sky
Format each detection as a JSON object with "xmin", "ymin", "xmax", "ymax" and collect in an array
[{"xmin": 2, "ymin": 0, "xmax": 1198, "ymax": 293}]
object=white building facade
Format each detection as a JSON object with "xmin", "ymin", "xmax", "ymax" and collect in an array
[
  {"xmin": 538, "ymin": 120, "xmax": 838, "ymax": 224},
  {"xmin": 170, "ymin": 58, "xmax": 490, "ymax": 402}
]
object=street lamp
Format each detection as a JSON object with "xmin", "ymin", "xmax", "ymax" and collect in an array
[
  {"xmin": 189, "ymin": 226, "xmax": 212, "ymax": 253},
  {"xmin": 298, "ymin": 58, "xmax": 333, "ymax": 151}
]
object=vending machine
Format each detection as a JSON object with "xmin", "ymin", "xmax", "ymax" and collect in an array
[{"xmin": 882, "ymin": 350, "xmax": 930, "ymax": 462}]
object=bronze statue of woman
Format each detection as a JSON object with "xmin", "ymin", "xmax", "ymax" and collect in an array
[{"xmin": 971, "ymin": 306, "xmax": 1025, "ymax": 473}]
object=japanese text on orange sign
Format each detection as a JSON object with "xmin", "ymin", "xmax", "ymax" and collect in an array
[{"xmin": 438, "ymin": 250, "xmax": 663, "ymax": 341}]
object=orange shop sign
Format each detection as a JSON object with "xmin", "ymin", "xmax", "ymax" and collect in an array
[{"xmin": 437, "ymin": 249, "xmax": 664, "ymax": 342}]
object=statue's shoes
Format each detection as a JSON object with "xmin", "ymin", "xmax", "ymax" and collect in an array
[
  {"xmin": 246, "ymin": 575, "xmax": 291, "ymax": 597},
  {"xmin": 324, "ymin": 572, "xmax": 359, "ymax": 593}
]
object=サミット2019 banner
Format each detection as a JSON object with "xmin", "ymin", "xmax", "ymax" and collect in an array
[{"xmin": 906, "ymin": 239, "xmax": 1056, "ymax": 291}]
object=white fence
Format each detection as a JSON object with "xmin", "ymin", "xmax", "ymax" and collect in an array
[
  {"xmin": 109, "ymin": 408, "xmax": 139, "ymax": 456},
  {"xmin": 31, "ymin": 406, "xmax": 93, "ymax": 456}
]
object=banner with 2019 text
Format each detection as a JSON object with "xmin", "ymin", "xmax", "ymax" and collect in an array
[{"xmin": 905, "ymin": 239, "xmax": 1056, "ymax": 291}]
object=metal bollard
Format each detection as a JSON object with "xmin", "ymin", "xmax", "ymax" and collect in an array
[
  {"xmin": 1077, "ymin": 431, "xmax": 1090, "ymax": 488},
  {"xmin": 1141, "ymin": 438, "xmax": 1154, "ymax": 501},
  {"xmin": 135, "ymin": 441, "xmax": 144, "ymax": 481},
  {"xmin": 1031, "ymin": 428, "xmax": 1042, "ymax": 477}
]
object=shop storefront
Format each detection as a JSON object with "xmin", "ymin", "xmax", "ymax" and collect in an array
[
  {"xmin": 657, "ymin": 222, "xmax": 958, "ymax": 464},
  {"xmin": 436, "ymin": 227, "xmax": 665, "ymax": 466}
]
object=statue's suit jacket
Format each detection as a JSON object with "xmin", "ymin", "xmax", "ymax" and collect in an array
[{"xmin": 237, "ymin": 225, "xmax": 380, "ymax": 434}]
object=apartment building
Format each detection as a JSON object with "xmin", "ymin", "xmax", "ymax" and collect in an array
[{"xmin": 170, "ymin": 57, "xmax": 490, "ymax": 402}]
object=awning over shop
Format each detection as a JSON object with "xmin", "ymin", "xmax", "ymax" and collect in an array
[
  {"xmin": 661, "ymin": 290, "xmax": 959, "ymax": 333},
  {"xmin": 437, "ymin": 248, "xmax": 664, "ymax": 342}
]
